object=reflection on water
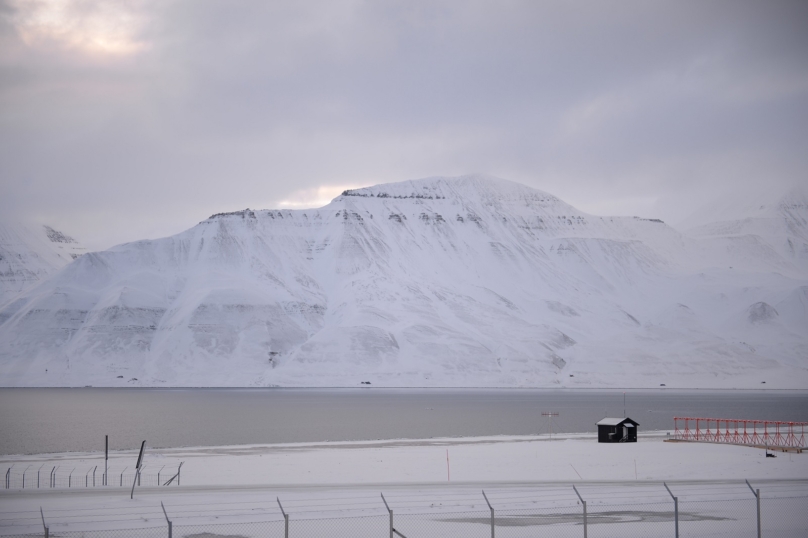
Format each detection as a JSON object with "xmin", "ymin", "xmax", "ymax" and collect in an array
[{"xmin": 0, "ymin": 388, "xmax": 806, "ymax": 455}]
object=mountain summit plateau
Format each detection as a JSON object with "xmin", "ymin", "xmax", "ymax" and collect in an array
[{"xmin": 1, "ymin": 175, "xmax": 806, "ymax": 387}]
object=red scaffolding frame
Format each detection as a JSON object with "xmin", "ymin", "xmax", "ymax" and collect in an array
[{"xmin": 673, "ymin": 417, "xmax": 807, "ymax": 448}]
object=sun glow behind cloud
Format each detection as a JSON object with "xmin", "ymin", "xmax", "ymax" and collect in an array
[
  {"xmin": 275, "ymin": 184, "xmax": 371, "ymax": 210},
  {"xmin": 1, "ymin": 1, "xmax": 806, "ymax": 250},
  {"xmin": 10, "ymin": 0, "xmax": 149, "ymax": 55}
]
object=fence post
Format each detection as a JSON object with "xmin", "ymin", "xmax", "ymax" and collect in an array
[
  {"xmin": 50, "ymin": 467, "xmax": 56, "ymax": 488},
  {"xmin": 5, "ymin": 466, "xmax": 10, "ymax": 489},
  {"xmin": 664, "ymin": 482, "xmax": 679, "ymax": 538},
  {"xmin": 381, "ymin": 493, "xmax": 393, "ymax": 538},
  {"xmin": 131, "ymin": 467, "xmax": 141, "ymax": 499},
  {"xmin": 162, "ymin": 462, "xmax": 184, "ymax": 486},
  {"xmin": 93, "ymin": 466, "xmax": 97, "ymax": 487},
  {"xmin": 121, "ymin": 467, "xmax": 126, "ymax": 487},
  {"xmin": 746, "ymin": 480, "xmax": 761, "ymax": 538},
  {"xmin": 69, "ymin": 468, "xmax": 75, "ymax": 488},
  {"xmin": 23, "ymin": 465, "xmax": 30, "ymax": 489},
  {"xmin": 161, "ymin": 502, "xmax": 172, "ymax": 538},
  {"xmin": 132, "ymin": 440, "xmax": 146, "ymax": 498},
  {"xmin": 277, "ymin": 497, "xmax": 289, "ymax": 538},
  {"xmin": 482, "ymin": 490, "xmax": 495, "ymax": 538},
  {"xmin": 573, "ymin": 485, "xmax": 587, "ymax": 538},
  {"xmin": 40, "ymin": 507, "xmax": 48, "ymax": 538},
  {"xmin": 381, "ymin": 494, "xmax": 407, "ymax": 538}
]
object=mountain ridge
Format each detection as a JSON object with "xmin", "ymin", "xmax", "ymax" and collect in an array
[
  {"xmin": 0, "ymin": 221, "xmax": 87, "ymax": 308},
  {"xmin": 686, "ymin": 188, "xmax": 808, "ymax": 274},
  {"xmin": 0, "ymin": 175, "xmax": 806, "ymax": 388}
]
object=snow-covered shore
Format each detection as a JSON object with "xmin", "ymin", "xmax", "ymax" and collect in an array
[
  {"xmin": 2, "ymin": 433, "xmax": 805, "ymax": 536},
  {"xmin": 2, "ymin": 431, "xmax": 804, "ymax": 487}
]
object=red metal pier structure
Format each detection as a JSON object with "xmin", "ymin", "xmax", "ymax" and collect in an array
[{"xmin": 673, "ymin": 417, "xmax": 807, "ymax": 450}]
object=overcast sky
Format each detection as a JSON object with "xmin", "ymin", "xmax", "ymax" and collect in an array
[{"xmin": 1, "ymin": 0, "xmax": 807, "ymax": 250}]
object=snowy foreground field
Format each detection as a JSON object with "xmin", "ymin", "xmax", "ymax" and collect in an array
[{"xmin": 1, "ymin": 432, "xmax": 806, "ymax": 536}]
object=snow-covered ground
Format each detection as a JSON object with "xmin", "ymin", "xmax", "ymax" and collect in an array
[
  {"xmin": 3, "ymin": 431, "xmax": 804, "ymax": 487},
  {"xmin": 1, "ymin": 433, "xmax": 805, "ymax": 536},
  {"xmin": 0, "ymin": 175, "xmax": 806, "ymax": 388}
]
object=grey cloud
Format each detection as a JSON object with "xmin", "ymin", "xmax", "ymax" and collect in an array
[{"xmin": 0, "ymin": 0, "xmax": 806, "ymax": 248}]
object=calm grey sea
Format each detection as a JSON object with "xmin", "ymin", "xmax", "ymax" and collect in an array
[{"xmin": 1, "ymin": 388, "xmax": 806, "ymax": 455}]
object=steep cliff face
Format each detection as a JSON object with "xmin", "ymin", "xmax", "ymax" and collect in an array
[
  {"xmin": 0, "ymin": 176, "xmax": 806, "ymax": 387},
  {"xmin": 0, "ymin": 222, "xmax": 86, "ymax": 309}
]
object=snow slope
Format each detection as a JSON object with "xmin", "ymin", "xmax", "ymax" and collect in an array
[
  {"xmin": 0, "ymin": 176, "xmax": 805, "ymax": 387},
  {"xmin": 684, "ymin": 186, "xmax": 808, "ymax": 273},
  {"xmin": 0, "ymin": 221, "xmax": 86, "ymax": 310}
]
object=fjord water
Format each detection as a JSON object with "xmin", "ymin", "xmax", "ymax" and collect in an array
[{"xmin": 1, "ymin": 388, "xmax": 807, "ymax": 455}]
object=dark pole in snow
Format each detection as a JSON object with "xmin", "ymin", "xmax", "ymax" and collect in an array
[
  {"xmin": 482, "ymin": 490, "xmax": 495, "ymax": 538},
  {"xmin": 131, "ymin": 440, "xmax": 145, "ymax": 499},
  {"xmin": 746, "ymin": 480, "xmax": 761, "ymax": 538},
  {"xmin": 277, "ymin": 497, "xmax": 288, "ymax": 538},
  {"xmin": 40, "ymin": 507, "xmax": 48, "ymax": 538},
  {"xmin": 161, "ymin": 502, "xmax": 172, "ymax": 538},
  {"xmin": 664, "ymin": 482, "xmax": 679, "ymax": 538},
  {"xmin": 573, "ymin": 485, "xmax": 587, "ymax": 538},
  {"xmin": 381, "ymin": 493, "xmax": 393, "ymax": 538}
]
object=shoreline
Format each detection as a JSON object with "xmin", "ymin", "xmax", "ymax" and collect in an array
[
  {"xmin": 3, "ymin": 386, "xmax": 808, "ymax": 391},
  {"xmin": 2, "ymin": 433, "xmax": 805, "ymax": 535},
  {"xmin": 2, "ymin": 431, "xmax": 805, "ymax": 485}
]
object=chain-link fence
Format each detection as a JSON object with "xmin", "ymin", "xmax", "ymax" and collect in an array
[
  {"xmin": 2, "ymin": 482, "xmax": 806, "ymax": 538},
  {"xmin": 4, "ymin": 465, "xmax": 183, "ymax": 490}
]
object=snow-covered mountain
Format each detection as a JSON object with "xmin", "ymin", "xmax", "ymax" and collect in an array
[
  {"xmin": 683, "ymin": 185, "xmax": 808, "ymax": 272},
  {"xmin": 0, "ymin": 221, "xmax": 86, "ymax": 308},
  {"xmin": 0, "ymin": 176, "xmax": 805, "ymax": 388}
]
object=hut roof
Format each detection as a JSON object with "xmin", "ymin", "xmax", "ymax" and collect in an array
[{"xmin": 596, "ymin": 417, "xmax": 639, "ymax": 426}]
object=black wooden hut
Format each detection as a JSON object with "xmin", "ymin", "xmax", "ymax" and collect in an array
[{"xmin": 596, "ymin": 417, "xmax": 639, "ymax": 443}]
